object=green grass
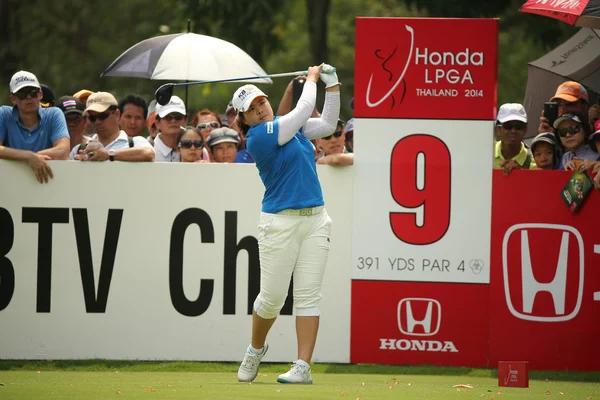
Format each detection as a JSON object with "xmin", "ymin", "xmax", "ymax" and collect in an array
[{"xmin": 0, "ymin": 361, "xmax": 598, "ymax": 400}]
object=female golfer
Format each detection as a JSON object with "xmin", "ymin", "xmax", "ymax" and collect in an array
[{"xmin": 233, "ymin": 64, "xmax": 341, "ymax": 384}]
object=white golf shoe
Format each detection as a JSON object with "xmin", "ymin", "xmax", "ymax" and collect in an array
[
  {"xmin": 277, "ymin": 360, "xmax": 313, "ymax": 384},
  {"xmin": 237, "ymin": 343, "xmax": 269, "ymax": 382}
]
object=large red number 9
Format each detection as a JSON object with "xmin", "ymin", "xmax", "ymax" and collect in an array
[{"xmin": 390, "ymin": 134, "xmax": 451, "ymax": 245}]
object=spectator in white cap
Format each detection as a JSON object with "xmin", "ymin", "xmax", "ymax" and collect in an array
[
  {"xmin": 0, "ymin": 70, "xmax": 70, "ymax": 183},
  {"xmin": 494, "ymin": 103, "xmax": 536, "ymax": 174},
  {"xmin": 70, "ymin": 92, "xmax": 154, "ymax": 162},
  {"xmin": 206, "ymin": 127, "xmax": 240, "ymax": 163},
  {"xmin": 154, "ymin": 95, "xmax": 188, "ymax": 162}
]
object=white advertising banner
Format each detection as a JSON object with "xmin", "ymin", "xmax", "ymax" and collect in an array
[
  {"xmin": 0, "ymin": 161, "xmax": 352, "ymax": 362},
  {"xmin": 352, "ymin": 118, "xmax": 492, "ymax": 283}
]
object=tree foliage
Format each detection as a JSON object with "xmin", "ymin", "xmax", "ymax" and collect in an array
[{"xmin": 0, "ymin": 0, "xmax": 584, "ymax": 122}]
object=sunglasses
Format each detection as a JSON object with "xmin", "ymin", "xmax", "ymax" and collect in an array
[
  {"xmin": 14, "ymin": 88, "xmax": 40, "ymax": 100},
  {"xmin": 322, "ymin": 131, "xmax": 343, "ymax": 140},
  {"xmin": 197, "ymin": 121, "xmax": 220, "ymax": 130},
  {"xmin": 501, "ymin": 121, "xmax": 526, "ymax": 131},
  {"xmin": 88, "ymin": 111, "xmax": 113, "ymax": 123},
  {"xmin": 163, "ymin": 113, "xmax": 186, "ymax": 122},
  {"xmin": 65, "ymin": 114, "xmax": 85, "ymax": 123},
  {"xmin": 557, "ymin": 125, "xmax": 581, "ymax": 137},
  {"xmin": 179, "ymin": 140, "xmax": 204, "ymax": 149}
]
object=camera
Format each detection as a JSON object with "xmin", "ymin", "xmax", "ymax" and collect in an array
[{"xmin": 544, "ymin": 102, "xmax": 559, "ymax": 128}]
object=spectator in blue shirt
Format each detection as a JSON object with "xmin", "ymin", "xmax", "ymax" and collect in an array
[{"xmin": 0, "ymin": 71, "xmax": 69, "ymax": 183}]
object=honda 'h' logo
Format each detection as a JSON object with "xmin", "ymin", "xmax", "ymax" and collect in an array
[
  {"xmin": 502, "ymin": 224, "xmax": 584, "ymax": 322},
  {"xmin": 397, "ymin": 298, "xmax": 441, "ymax": 336}
]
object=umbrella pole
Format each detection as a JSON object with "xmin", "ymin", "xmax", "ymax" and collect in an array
[
  {"xmin": 185, "ymin": 81, "xmax": 189, "ymax": 112},
  {"xmin": 186, "ymin": 20, "xmax": 191, "ymax": 110}
]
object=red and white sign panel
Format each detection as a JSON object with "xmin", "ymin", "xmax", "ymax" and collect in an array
[
  {"xmin": 352, "ymin": 18, "xmax": 497, "ymax": 284},
  {"xmin": 351, "ymin": 281, "xmax": 490, "ymax": 367},
  {"xmin": 352, "ymin": 119, "xmax": 492, "ymax": 283},
  {"xmin": 354, "ymin": 18, "xmax": 498, "ymax": 120},
  {"xmin": 489, "ymin": 170, "xmax": 600, "ymax": 371}
]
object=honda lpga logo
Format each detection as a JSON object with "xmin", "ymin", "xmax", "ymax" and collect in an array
[
  {"xmin": 502, "ymin": 224, "xmax": 584, "ymax": 322},
  {"xmin": 379, "ymin": 298, "xmax": 458, "ymax": 352},
  {"xmin": 505, "ymin": 364, "xmax": 519, "ymax": 385}
]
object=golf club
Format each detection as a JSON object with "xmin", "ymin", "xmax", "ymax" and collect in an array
[{"xmin": 155, "ymin": 68, "xmax": 337, "ymax": 106}]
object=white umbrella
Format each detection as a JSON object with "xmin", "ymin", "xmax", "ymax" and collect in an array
[
  {"xmin": 101, "ymin": 32, "xmax": 272, "ymax": 105},
  {"xmin": 102, "ymin": 32, "xmax": 271, "ymax": 83}
]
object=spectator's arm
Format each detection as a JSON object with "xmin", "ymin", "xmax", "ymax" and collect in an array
[
  {"xmin": 276, "ymin": 80, "xmax": 294, "ymax": 116},
  {"xmin": 0, "ymin": 140, "xmax": 53, "ymax": 183},
  {"xmin": 589, "ymin": 104, "xmax": 600, "ymax": 127},
  {"xmin": 114, "ymin": 137, "xmax": 155, "ymax": 162},
  {"xmin": 37, "ymin": 137, "xmax": 70, "ymax": 160},
  {"xmin": 0, "ymin": 142, "xmax": 36, "ymax": 161},
  {"xmin": 277, "ymin": 77, "xmax": 321, "ymax": 117},
  {"xmin": 84, "ymin": 137, "xmax": 155, "ymax": 162},
  {"xmin": 316, "ymin": 153, "xmax": 354, "ymax": 166},
  {"xmin": 112, "ymin": 146, "xmax": 155, "ymax": 162}
]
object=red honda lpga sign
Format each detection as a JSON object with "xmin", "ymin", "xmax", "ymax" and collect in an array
[{"xmin": 354, "ymin": 17, "xmax": 498, "ymax": 120}]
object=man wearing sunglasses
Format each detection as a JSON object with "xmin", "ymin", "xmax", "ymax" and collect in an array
[
  {"xmin": 315, "ymin": 118, "xmax": 354, "ymax": 166},
  {"xmin": 70, "ymin": 92, "xmax": 154, "ymax": 162},
  {"xmin": 494, "ymin": 103, "xmax": 536, "ymax": 174},
  {"xmin": 0, "ymin": 70, "xmax": 70, "ymax": 183},
  {"xmin": 539, "ymin": 81, "xmax": 590, "ymax": 135},
  {"xmin": 154, "ymin": 96, "xmax": 198, "ymax": 162}
]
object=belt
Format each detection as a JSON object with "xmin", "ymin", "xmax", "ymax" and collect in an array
[{"xmin": 277, "ymin": 206, "xmax": 324, "ymax": 216}]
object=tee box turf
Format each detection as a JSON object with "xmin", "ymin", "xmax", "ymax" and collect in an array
[{"xmin": 498, "ymin": 361, "xmax": 529, "ymax": 388}]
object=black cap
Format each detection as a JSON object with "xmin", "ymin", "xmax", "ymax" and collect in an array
[
  {"xmin": 40, "ymin": 84, "xmax": 55, "ymax": 107},
  {"xmin": 56, "ymin": 96, "xmax": 85, "ymax": 115}
]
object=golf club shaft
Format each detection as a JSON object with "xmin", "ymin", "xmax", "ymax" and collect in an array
[
  {"xmin": 171, "ymin": 71, "xmax": 307, "ymax": 88},
  {"xmin": 171, "ymin": 67, "xmax": 336, "ymax": 88}
]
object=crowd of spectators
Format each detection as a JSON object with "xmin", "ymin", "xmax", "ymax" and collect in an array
[
  {"xmin": 2, "ymin": 69, "xmax": 598, "ymax": 191},
  {"xmin": 494, "ymin": 81, "xmax": 600, "ymax": 190},
  {"xmin": 0, "ymin": 71, "xmax": 356, "ymax": 183}
]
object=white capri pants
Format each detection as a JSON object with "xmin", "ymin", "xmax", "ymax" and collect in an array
[{"xmin": 253, "ymin": 206, "xmax": 332, "ymax": 318}]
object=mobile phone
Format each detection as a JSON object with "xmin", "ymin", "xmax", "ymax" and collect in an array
[
  {"xmin": 544, "ymin": 102, "xmax": 559, "ymax": 128},
  {"xmin": 292, "ymin": 78, "xmax": 306, "ymax": 108}
]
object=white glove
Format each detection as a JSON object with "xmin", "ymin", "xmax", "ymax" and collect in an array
[{"xmin": 320, "ymin": 64, "xmax": 341, "ymax": 88}]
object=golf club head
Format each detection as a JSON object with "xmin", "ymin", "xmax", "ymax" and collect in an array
[{"xmin": 155, "ymin": 84, "xmax": 175, "ymax": 106}]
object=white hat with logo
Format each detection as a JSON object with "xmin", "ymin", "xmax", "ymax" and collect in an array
[
  {"xmin": 10, "ymin": 70, "xmax": 41, "ymax": 94},
  {"xmin": 155, "ymin": 95, "xmax": 186, "ymax": 118},
  {"xmin": 497, "ymin": 103, "xmax": 527, "ymax": 124},
  {"xmin": 232, "ymin": 85, "xmax": 268, "ymax": 113}
]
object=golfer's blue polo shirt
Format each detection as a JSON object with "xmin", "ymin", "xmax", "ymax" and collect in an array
[{"xmin": 247, "ymin": 117, "xmax": 324, "ymax": 214}]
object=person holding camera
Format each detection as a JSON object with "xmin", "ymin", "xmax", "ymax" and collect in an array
[
  {"xmin": 232, "ymin": 64, "xmax": 340, "ymax": 385},
  {"xmin": 71, "ymin": 92, "xmax": 154, "ymax": 162},
  {"xmin": 538, "ymin": 81, "xmax": 590, "ymax": 134}
]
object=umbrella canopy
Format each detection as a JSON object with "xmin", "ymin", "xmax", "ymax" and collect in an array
[
  {"xmin": 523, "ymin": 28, "xmax": 600, "ymax": 138},
  {"xmin": 101, "ymin": 32, "xmax": 272, "ymax": 84},
  {"xmin": 520, "ymin": 0, "xmax": 600, "ymax": 28}
]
